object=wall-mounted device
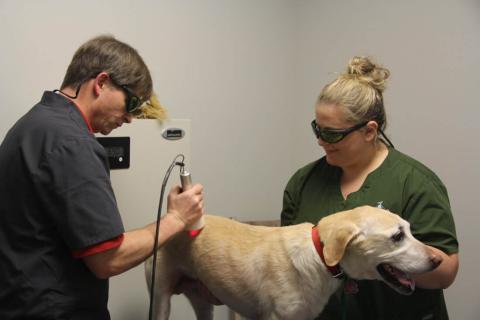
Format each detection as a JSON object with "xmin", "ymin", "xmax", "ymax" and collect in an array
[
  {"xmin": 95, "ymin": 119, "xmax": 193, "ymax": 320},
  {"xmin": 161, "ymin": 128, "xmax": 185, "ymax": 140},
  {"xmin": 96, "ymin": 137, "xmax": 130, "ymax": 169}
]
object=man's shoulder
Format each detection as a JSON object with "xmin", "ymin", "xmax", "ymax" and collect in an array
[
  {"xmin": 4, "ymin": 100, "xmax": 97, "ymax": 162},
  {"xmin": 24, "ymin": 95, "xmax": 91, "ymax": 141}
]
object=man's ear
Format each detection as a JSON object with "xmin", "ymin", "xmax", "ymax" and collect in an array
[
  {"xmin": 93, "ymin": 72, "xmax": 110, "ymax": 96},
  {"xmin": 321, "ymin": 223, "xmax": 359, "ymax": 267}
]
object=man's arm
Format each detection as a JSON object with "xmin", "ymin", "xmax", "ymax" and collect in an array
[{"xmin": 82, "ymin": 184, "xmax": 203, "ymax": 279}]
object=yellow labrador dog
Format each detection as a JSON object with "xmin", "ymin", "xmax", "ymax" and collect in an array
[{"xmin": 145, "ymin": 206, "xmax": 441, "ymax": 320}]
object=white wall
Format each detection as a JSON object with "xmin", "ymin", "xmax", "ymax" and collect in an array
[
  {"xmin": 0, "ymin": 0, "xmax": 296, "ymax": 221},
  {"xmin": 0, "ymin": 0, "xmax": 478, "ymax": 319},
  {"xmin": 292, "ymin": 1, "xmax": 480, "ymax": 319},
  {"xmin": 0, "ymin": 1, "xmax": 295, "ymax": 319}
]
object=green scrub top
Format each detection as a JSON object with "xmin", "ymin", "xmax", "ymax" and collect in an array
[{"xmin": 281, "ymin": 148, "xmax": 458, "ymax": 320}]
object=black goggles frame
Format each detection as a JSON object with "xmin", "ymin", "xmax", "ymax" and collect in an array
[
  {"xmin": 109, "ymin": 77, "xmax": 142, "ymax": 113},
  {"xmin": 311, "ymin": 120, "xmax": 369, "ymax": 144},
  {"xmin": 119, "ymin": 84, "xmax": 142, "ymax": 113}
]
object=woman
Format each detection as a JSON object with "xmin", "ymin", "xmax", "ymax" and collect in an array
[{"xmin": 281, "ymin": 56, "xmax": 459, "ymax": 320}]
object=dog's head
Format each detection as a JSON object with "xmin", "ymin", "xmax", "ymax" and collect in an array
[{"xmin": 316, "ymin": 206, "xmax": 442, "ymax": 295}]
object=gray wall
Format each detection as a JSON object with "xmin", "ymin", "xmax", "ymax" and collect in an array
[
  {"xmin": 291, "ymin": 2, "xmax": 480, "ymax": 319},
  {"xmin": 0, "ymin": 0, "xmax": 478, "ymax": 319}
]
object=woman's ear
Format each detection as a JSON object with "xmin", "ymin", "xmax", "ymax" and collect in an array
[{"xmin": 365, "ymin": 120, "xmax": 379, "ymax": 142}]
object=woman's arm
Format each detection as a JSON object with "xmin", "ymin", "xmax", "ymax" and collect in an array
[{"xmin": 414, "ymin": 246, "xmax": 459, "ymax": 289}]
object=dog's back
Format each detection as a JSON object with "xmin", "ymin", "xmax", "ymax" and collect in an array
[
  {"xmin": 147, "ymin": 207, "xmax": 441, "ymax": 320},
  {"xmin": 151, "ymin": 215, "xmax": 334, "ymax": 319}
]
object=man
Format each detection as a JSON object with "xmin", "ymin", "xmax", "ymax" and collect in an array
[{"xmin": 0, "ymin": 35, "xmax": 204, "ymax": 319}]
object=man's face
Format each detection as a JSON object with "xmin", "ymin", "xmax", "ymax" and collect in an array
[{"xmin": 91, "ymin": 82, "xmax": 134, "ymax": 135}]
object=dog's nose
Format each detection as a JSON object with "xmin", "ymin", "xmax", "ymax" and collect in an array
[{"xmin": 430, "ymin": 254, "xmax": 443, "ymax": 270}]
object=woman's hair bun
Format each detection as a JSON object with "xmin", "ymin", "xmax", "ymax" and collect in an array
[{"xmin": 346, "ymin": 56, "xmax": 390, "ymax": 92}]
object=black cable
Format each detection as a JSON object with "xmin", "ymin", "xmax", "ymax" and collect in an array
[
  {"xmin": 53, "ymin": 83, "xmax": 83, "ymax": 99},
  {"xmin": 148, "ymin": 154, "xmax": 186, "ymax": 320},
  {"xmin": 379, "ymin": 128, "xmax": 395, "ymax": 149}
]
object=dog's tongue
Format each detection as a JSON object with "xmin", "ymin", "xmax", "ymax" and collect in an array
[
  {"xmin": 391, "ymin": 266, "xmax": 415, "ymax": 290},
  {"xmin": 398, "ymin": 275, "xmax": 415, "ymax": 291}
]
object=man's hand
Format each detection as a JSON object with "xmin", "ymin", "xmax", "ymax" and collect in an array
[{"xmin": 167, "ymin": 184, "xmax": 204, "ymax": 230}]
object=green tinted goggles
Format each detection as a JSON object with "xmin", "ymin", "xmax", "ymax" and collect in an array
[
  {"xmin": 120, "ymin": 84, "xmax": 142, "ymax": 113},
  {"xmin": 310, "ymin": 120, "xmax": 368, "ymax": 144},
  {"xmin": 109, "ymin": 76, "xmax": 142, "ymax": 113}
]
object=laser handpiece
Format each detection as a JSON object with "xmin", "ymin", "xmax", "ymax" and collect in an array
[{"xmin": 180, "ymin": 168, "xmax": 205, "ymax": 231}]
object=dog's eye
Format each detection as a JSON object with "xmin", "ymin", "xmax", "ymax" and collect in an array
[{"xmin": 391, "ymin": 231, "xmax": 405, "ymax": 242}]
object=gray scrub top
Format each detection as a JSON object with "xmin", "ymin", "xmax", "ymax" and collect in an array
[{"xmin": 0, "ymin": 91, "xmax": 125, "ymax": 319}]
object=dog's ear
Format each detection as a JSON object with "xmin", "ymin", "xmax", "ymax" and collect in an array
[{"xmin": 321, "ymin": 223, "xmax": 359, "ymax": 267}]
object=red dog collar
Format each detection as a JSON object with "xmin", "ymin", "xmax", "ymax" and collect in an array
[{"xmin": 311, "ymin": 226, "xmax": 344, "ymax": 279}]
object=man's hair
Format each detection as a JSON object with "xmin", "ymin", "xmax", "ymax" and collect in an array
[{"xmin": 61, "ymin": 35, "xmax": 152, "ymax": 101}]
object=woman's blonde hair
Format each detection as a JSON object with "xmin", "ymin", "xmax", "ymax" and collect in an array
[{"xmin": 317, "ymin": 56, "xmax": 390, "ymax": 130}]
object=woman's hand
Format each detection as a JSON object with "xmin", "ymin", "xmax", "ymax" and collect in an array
[{"xmin": 413, "ymin": 246, "xmax": 459, "ymax": 289}]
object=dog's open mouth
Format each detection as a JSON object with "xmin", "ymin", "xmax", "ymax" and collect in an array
[{"xmin": 377, "ymin": 263, "xmax": 415, "ymax": 295}]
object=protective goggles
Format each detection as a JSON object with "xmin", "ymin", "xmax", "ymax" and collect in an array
[
  {"xmin": 109, "ymin": 77, "xmax": 142, "ymax": 113},
  {"xmin": 310, "ymin": 120, "xmax": 369, "ymax": 144},
  {"xmin": 119, "ymin": 84, "xmax": 142, "ymax": 113}
]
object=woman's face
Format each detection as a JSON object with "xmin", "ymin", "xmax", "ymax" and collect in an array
[{"xmin": 314, "ymin": 103, "xmax": 369, "ymax": 168}]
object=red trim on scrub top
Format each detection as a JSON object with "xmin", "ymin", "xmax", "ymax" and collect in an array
[
  {"xmin": 72, "ymin": 234, "xmax": 125, "ymax": 258},
  {"xmin": 71, "ymin": 100, "xmax": 94, "ymax": 133}
]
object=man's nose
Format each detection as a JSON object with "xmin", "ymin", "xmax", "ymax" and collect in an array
[{"xmin": 124, "ymin": 113, "xmax": 133, "ymax": 123}]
